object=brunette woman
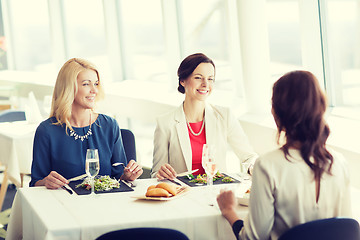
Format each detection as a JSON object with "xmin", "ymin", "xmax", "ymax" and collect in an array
[
  {"xmin": 152, "ymin": 53, "xmax": 257, "ymax": 179},
  {"xmin": 217, "ymin": 70, "xmax": 351, "ymax": 239}
]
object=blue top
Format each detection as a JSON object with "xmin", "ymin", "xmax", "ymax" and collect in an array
[{"xmin": 30, "ymin": 114, "xmax": 127, "ymax": 187}]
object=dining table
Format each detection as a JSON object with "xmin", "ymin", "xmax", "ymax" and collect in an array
[
  {"xmin": 0, "ymin": 121, "xmax": 38, "ymax": 210},
  {"xmin": 6, "ymin": 175, "xmax": 250, "ymax": 240}
]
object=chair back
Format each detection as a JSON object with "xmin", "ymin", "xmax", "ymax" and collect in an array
[
  {"xmin": 279, "ymin": 217, "xmax": 360, "ymax": 240},
  {"xmin": 96, "ymin": 227, "xmax": 190, "ymax": 240},
  {"xmin": 0, "ymin": 110, "xmax": 26, "ymax": 122},
  {"xmin": 120, "ymin": 129, "xmax": 136, "ymax": 162}
]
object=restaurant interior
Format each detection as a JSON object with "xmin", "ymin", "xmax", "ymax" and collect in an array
[{"xmin": 0, "ymin": 0, "xmax": 359, "ymax": 239}]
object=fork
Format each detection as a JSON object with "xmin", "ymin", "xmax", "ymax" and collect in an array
[
  {"xmin": 112, "ymin": 162, "xmax": 125, "ymax": 167},
  {"xmin": 176, "ymin": 186, "xmax": 186, "ymax": 194}
]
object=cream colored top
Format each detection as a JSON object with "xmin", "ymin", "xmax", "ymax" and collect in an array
[
  {"xmin": 241, "ymin": 148, "xmax": 352, "ymax": 240},
  {"xmin": 151, "ymin": 103, "xmax": 258, "ymax": 177}
]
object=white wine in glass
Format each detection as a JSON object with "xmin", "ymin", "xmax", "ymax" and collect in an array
[
  {"xmin": 85, "ymin": 149, "xmax": 100, "ymax": 195},
  {"xmin": 202, "ymin": 144, "xmax": 218, "ymax": 186}
]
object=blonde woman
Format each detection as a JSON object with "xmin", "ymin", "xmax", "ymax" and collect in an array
[{"xmin": 30, "ymin": 58, "xmax": 143, "ymax": 188}]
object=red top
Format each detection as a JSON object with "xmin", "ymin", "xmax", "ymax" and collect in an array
[{"xmin": 187, "ymin": 121, "xmax": 206, "ymax": 175}]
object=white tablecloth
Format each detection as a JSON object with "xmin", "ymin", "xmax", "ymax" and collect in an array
[
  {"xmin": 6, "ymin": 178, "xmax": 249, "ymax": 240},
  {"xmin": 0, "ymin": 121, "xmax": 37, "ymax": 186}
]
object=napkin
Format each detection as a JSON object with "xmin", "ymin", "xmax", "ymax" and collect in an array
[{"xmin": 24, "ymin": 91, "xmax": 43, "ymax": 123}]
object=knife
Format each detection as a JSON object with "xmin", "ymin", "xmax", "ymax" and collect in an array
[
  {"xmin": 168, "ymin": 179, "xmax": 183, "ymax": 186},
  {"xmin": 68, "ymin": 174, "xmax": 88, "ymax": 182},
  {"xmin": 177, "ymin": 169, "xmax": 199, "ymax": 177},
  {"xmin": 62, "ymin": 185, "xmax": 73, "ymax": 194}
]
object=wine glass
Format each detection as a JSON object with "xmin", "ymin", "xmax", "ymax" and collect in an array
[
  {"xmin": 202, "ymin": 144, "xmax": 218, "ymax": 187},
  {"xmin": 240, "ymin": 161, "xmax": 251, "ymax": 182},
  {"xmin": 85, "ymin": 149, "xmax": 100, "ymax": 195}
]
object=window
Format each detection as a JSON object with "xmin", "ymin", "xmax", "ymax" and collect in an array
[
  {"xmin": 5, "ymin": 0, "xmax": 51, "ymax": 71},
  {"xmin": 321, "ymin": 0, "xmax": 360, "ymax": 109},
  {"xmin": 63, "ymin": 0, "xmax": 109, "ymax": 78},
  {"xmin": 180, "ymin": 0, "xmax": 233, "ymax": 91},
  {"xmin": 119, "ymin": 0, "xmax": 166, "ymax": 82},
  {"xmin": 266, "ymin": 0, "xmax": 302, "ymax": 80}
]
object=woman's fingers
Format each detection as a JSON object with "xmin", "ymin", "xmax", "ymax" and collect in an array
[
  {"xmin": 123, "ymin": 160, "xmax": 143, "ymax": 180},
  {"xmin": 128, "ymin": 167, "xmax": 143, "ymax": 181},
  {"xmin": 158, "ymin": 164, "xmax": 177, "ymax": 180},
  {"xmin": 45, "ymin": 171, "xmax": 68, "ymax": 189},
  {"xmin": 51, "ymin": 171, "xmax": 68, "ymax": 183},
  {"xmin": 126, "ymin": 160, "xmax": 142, "ymax": 173},
  {"xmin": 156, "ymin": 172, "xmax": 165, "ymax": 180},
  {"xmin": 126, "ymin": 160, "xmax": 139, "ymax": 171}
]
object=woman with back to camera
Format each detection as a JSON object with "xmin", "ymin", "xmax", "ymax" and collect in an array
[
  {"xmin": 217, "ymin": 70, "xmax": 352, "ymax": 239},
  {"xmin": 30, "ymin": 58, "xmax": 143, "ymax": 188},
  {"xmin": 151, "ymin": 53, "xmax": 257, "ymax": 179}
]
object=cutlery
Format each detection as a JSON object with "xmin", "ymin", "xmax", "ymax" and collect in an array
[
  {"xmin": 68, "ymin": 174, "xmax": 87, "ymax": 182},
  {"xmin": 112, "ymin": 162, "xmax": 125, "ymax": 167},
  {"xmin": 159, "ymin": 178, "xmax": 183, "ymax": 186},
  {"xmin": 177, "ymin": 169, "xmax": 199, "ymax": 177},
  {"xmin": 121, "ymin": 180, "xmax": 131, "ymax": 188},
  {"xmin": 169, "ymin": 179, "xmax": 183, "ymax": 186},
  {"xmin": 62, "ymin": 185, "xmax": 73, "ymax": 194},
  {"xmin": 125, "ymin": 180, "xmax": 137, "ymax": 187},
  {"xmin": 121, "ymin": 180, "xmax": 137, "ymax": 188},
  {"xmin": 176, "ymin": 186, "xmax": 188, "ymax": 195}
]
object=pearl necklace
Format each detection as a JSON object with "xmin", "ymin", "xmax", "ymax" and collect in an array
[
  {"xmin": 186, "ymin": 119, "xmax": 205, "ymax": 136},
  {"xmin": 69, "ymin": 112, "xmax": 93, "ymax": 141}
]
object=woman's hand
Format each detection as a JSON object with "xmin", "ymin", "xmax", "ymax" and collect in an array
[
  {"xmin": 156, "ymin": 163, "xmax": 177, "ymax": 180},
  {"xmin": 121, "ymin": 160, "xmax": 143, "ymax": 181},
  {"xmin": 35, "ymin": 171, "xmax": 69, "ymax": 189},
  {"xmin": 217, "ymin": 189, "xmax": 240, "ymax": 226}
]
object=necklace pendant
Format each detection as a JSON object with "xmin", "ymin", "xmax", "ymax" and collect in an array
[
  {"xmin": 70, "ymin": 112, "xmax": 93, "ymax": 141},
  {"xmin": 69, "ymin": 127, "xmax": 92, "ymax": 141}
]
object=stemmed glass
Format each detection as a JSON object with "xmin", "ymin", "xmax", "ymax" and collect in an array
[
  {"xmin": 85, "ymin": 149, "xmax": 100, "ymax": 195},
  {"xmin": 240, "ymin": 161, "xmax": 251, "ymax": 182},
  {"xmin": 202, "ymin": 144, "xmax": 218, "ymax": 187}
]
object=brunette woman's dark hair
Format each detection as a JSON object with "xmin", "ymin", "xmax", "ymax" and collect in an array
[
  {"xmin": 177, "ymin": 53, "xmax": 215, "ymax": 94},
  {"xmin": 272, "ymin": 70, "xmax": 333, "ymax": 182}
]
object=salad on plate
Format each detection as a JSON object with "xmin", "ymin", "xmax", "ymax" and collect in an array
[
  {"xmin": 76, "ymin": 175, "xmax": 120, "ymax": 191},
  {"xmin": 187, "ymin": 171, "xmax": 235, "ymax": 184}
]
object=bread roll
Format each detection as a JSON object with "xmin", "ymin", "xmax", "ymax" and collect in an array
[
  {"xmin": 156, "ymin": 182, "xmax": 177, "ymax": 196},
  {"xmin": 146, "ymin": 188, "xmax": 171, "ymax": 197},
  {"xmin": 147, "ymin": 185, "xmax": 156, "ymax": 191}
]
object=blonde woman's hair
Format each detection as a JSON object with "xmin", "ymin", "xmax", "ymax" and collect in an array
[{"xmin": 50, "ymin": 58, "xmax": 105, "ymax": 133}]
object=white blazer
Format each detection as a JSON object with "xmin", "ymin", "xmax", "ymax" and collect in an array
[
  {"xmin": 241, "ymin": 149, "xmax": 351, "ymax": 239},
  {"xmin": 151, "ymin": 103, "xmax": 258, "ymax": 177}
]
